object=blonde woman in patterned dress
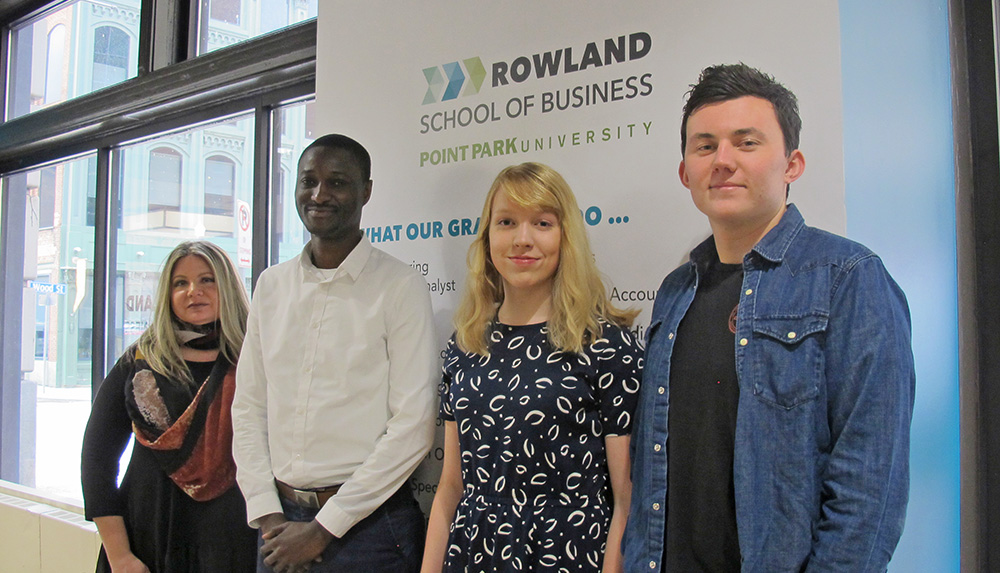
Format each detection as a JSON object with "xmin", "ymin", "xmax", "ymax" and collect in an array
[{"xmin": 423, "ymin": 163, "xmax": 642, "ymax": 573}]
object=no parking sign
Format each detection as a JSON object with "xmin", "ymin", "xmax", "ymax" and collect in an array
[{"xmin": 237, "ymin": 200, "xmax": 251, "ymax": 268}]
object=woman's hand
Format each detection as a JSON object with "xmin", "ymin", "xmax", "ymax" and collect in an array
[
  {"xmin": 94, "ymin": 516, "xmax": 150, "ymax": 573},
  {"xmin": 109, "ymin": 552, "xmax": 151, "ymax": 573}
]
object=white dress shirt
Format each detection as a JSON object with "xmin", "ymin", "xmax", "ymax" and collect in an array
[{"xmin": 232, "ymin": 237, "xmax": 437, "ymax": 537}]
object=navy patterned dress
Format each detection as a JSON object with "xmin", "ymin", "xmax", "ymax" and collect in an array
[{"xmin": 439, "ymin": 321, "xmax": 643, "ymax": 572}]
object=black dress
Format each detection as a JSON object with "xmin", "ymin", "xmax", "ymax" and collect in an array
[
  {"xmin": 81, "ymin": 351, "xmax": 256, "ymax": 573},
  {"xmin": 439, "ymin": 322, "xmax": 643, "ymax": 572}
]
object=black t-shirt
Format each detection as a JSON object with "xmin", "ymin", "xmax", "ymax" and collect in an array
[{"xmin": 664, "ymin": 259, "xmax": 743, "ymax": 572}]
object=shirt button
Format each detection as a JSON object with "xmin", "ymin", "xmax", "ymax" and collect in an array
[
  {"xmin": 787, "ymin": 331, "xmax": 797, "ymax": 339},
  {"xmin": 653, "ymin": 444, "xmax": 661, "ymax": 452},
  {"xmin": 650, "ymin": 562, "xmax": 657, "ymax": 569},
  {"xmin": 745, "ymin": 288, "xmax": 752, "ymax": 295},
  {"xmin": 652, "ymin": 502, "xmax": 660, "ymax": 510},
  {"xmin": 740, "ymin": 338, "xmax": 748, "ymax": 346},
  {"xmin": 658, "ymin": 387, "xmax": 665, "ymax": 395},
  {"xmin": 668, "ymin": 332, "xmax": 674, "ymax": 340}
]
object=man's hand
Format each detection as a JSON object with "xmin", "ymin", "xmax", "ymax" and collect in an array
[
  {"xmin": 258, "ymin": 512, "xmax": 288, "ymax": 536},
  {"xmin": 260, "ymin": 519, "xmax": 334, "ymax": 573}
]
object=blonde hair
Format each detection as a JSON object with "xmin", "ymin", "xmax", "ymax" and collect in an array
[
  {"xmin": 136, "ymin": 241, "xmax": 249, "ymax": 383},
  {"xmin": 454, "ymin": 162, "xmax": 637, "ymax": 355}
]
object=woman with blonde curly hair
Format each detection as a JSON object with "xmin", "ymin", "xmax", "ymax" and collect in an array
[
  {"xmin": 82, "ymin": 240, "xmax": 255, "ymax": 572},
  {"xmin": 423, "ymin": 163, "xmax": 642, "ymax": 573}
]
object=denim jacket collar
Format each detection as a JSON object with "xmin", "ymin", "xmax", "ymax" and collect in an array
[
  {"xmin": 689, "ymin": 203, "xmax": 807, "ymax": 272},
  {"xmin": 750, "ymin": 203, "xmax": 805, "ymax": 264}
]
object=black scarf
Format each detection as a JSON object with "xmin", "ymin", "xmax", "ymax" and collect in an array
[{"xmin": 174, "ymin": 319, "xmax": 221, "ymax": 352}]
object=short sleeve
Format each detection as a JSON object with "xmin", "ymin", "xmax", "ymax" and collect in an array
[
  {"xmin": 438, "ymin": 335, "xmax": 457, "ymax": 421},
  {"xmin": 591, "ymin": 324, "xmax": 643, "ymax": 436}
]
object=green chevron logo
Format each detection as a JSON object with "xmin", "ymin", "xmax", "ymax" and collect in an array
[{"xmin": 423, "ymin": 57, "xmax": 487, "ymax": 105}]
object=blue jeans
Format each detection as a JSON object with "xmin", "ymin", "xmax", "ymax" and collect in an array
[{"xmin": 257, "ymin": 487, "xmax": 424, "ymax": 573}]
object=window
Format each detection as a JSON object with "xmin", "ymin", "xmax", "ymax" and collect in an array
[
  {"xmin": 86, "ymin": 157, "xmax": 97, "ymax": 226},
  {"xmin": 199, "ymin": 0, "xmax": 317, "ymax": 55},
  {"xmin": 270, "ymin": 99, "xmax": 315, "ymax": 264},
  {"xmin": 92, "ymin": 26, "xmax": 130, "ymax": 91},
  {"xmin": 44, "ymin": 24, "xmax": 66, "ymax": 105},
  {"xmin": 204, "ymin": 155, "xmax": 236, "ymax": 217},
  {"xmin": 38, "ymin": 167, "xmax": 57, "ymax": 229},
  {"xmin": 210, "ymin": 0, "xmax": 241, "ymax": 25},
  {"xmin": 147, "ymin": 147, "xmax": 183, "ymax": 213},
  {"xmin": 3, "ymin": 155, "xmax": 96, "ymax": 500},
  {"xmin": 112, "ymin": 114, "xmax": 254, "ymax": 356},
  {"xmin": 34, "ymin": 303, "xmax": 47, "ymax": 359},
  {"xmin": 5, "ymin": 1, "xmax": 141, "ymax": 120},
  {"xmin": 0, "ymin": 0, "xmax": 314, "ymax": 509},
  {"xmin": 274, "ymin": 168, "xmax": 286, "ymax": 239}
]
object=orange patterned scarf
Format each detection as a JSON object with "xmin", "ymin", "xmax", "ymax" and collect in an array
[{"xmin": 125, "ymin": 350, "xmax": 237, "ymax": 501}]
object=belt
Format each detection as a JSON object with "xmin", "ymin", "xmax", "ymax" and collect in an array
[{"xmin": 275, "ymin": 479, "xmax": 342, "ymax": 509}]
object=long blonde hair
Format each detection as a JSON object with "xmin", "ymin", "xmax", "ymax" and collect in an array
[
  {"xmin": 454, "ymin": 162, "xmax": 636, "ymax": 355},
  {"xmin": 136, "ymin": 240, "xmax": 249, "ymax": 383}
]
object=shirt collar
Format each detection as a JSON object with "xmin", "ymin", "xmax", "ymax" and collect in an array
[
  {"xmin": 299, "ymin": 235, "xmax": 374, "ymax": 282},
  {"xmin": 751, "ymin": 203, "xmax": 805, "ymax": 264},
  {"xmin": 689, "ymin": 203, "xmax": 806, "ymax": 269}
]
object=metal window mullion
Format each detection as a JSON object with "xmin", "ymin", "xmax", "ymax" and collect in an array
[
  {"xmin": 90, "ymin": 147, "xmax": 113, "ymax": 398},
  {"xmin": 251, "ymin": 102, "xmax": 271, "ymax": 290},
  {"xmin": 1, "ymin": 17, "xmax": 10, "ymax": 123}
]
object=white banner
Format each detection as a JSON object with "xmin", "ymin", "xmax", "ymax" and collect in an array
[{"xmin": 317, "ymin": 0, "xmax": 845, "ymax": 509}]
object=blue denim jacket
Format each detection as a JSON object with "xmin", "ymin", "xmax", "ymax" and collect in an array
[{"xmin": 624, "ymin": 204, "xmax": 914, "ymax": 572}]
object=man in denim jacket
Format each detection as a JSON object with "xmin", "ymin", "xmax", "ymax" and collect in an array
[{"xmin": 624, "ymin": 64, "xmax": 915, "ymax": 572}]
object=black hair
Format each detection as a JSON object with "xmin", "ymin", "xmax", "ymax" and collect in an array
[
  {"xmin": 680, "ymin": 63, "xmax": 801, "ymax": 157},
  {"xmin": 301, "ymin": 134, "xmax": 372, "ymax": 180}
]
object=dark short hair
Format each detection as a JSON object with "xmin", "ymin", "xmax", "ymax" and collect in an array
[
  {"xmin": 301, "ymin": 134, "xmax": 372, "ymax": 180},
  {"xmin": 680, "ymin": 63, "xmax": 801, "ymax": 157}
]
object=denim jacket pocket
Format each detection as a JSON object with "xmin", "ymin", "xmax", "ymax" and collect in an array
[{"xmin": 748, "ymin": 313, "xmax": 827, "ymax": 409}]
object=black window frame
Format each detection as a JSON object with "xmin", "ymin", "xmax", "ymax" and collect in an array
[{"xmin": 0, "ymin": 0, "xmax": 315, "ymax": 484}]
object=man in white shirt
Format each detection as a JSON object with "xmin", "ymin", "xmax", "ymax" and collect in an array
[{"xmin": 233, "ymin": 134, "xmax": 437, "ymax": 572}]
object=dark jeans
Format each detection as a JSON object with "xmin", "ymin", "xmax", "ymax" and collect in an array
[{"xmin": 256, "ymin": 486, "xmax": 424, "ymax": 573}]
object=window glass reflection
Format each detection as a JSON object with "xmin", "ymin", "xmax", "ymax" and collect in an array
[
  {"xmin": 198, "ymin": 0, "xmax": 317, "ymax": 55},
  {"xmin": 111, "ymin": 115, "xmax": 254, "ymax": 359},
  {"xmin": 148, "ymin": 148, "xmax": 183, "ymax": 212},
  {"xmin": 205, "ymin": 155, "xmax": 236, "ymax": 219},
  {"xmin": 270, "ymin": 99, "xmax": 315, "ymax": 264},
  {"xmin": 6, "ymin": 0, "xmax": 141, "ymax": 120},
  {"xmin": 92, "ymin": 25, "xmax": 131, "ymax": 91}
]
